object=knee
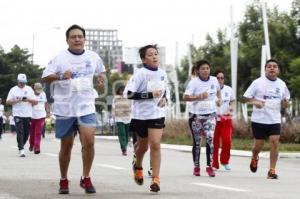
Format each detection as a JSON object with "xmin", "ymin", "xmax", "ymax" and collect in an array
[{"xmin": 150, "ymin": 142, "xmax": 161, "ymax": 151}]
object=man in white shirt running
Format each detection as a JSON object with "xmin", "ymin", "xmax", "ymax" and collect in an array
[
  {"xmin": 243, "ymin": 59, "xmax": 290, "ymax": 179},
  {"xmin": 42, "ymin": 24, "xmax": 106, "ymax": 195},
  {"xmin": 0, "ymin": 98, "xmax": 4, "ymax": 139},
  {"xmin": 6, "ymin": 74, "xmax": 37, "ymax": 157}
]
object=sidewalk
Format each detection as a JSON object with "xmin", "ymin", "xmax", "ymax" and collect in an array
[{"xmin": 96, "ymin": 135, "xmax": 300, "ymax": 159}]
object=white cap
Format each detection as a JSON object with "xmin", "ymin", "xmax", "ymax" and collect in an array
[{"xmin": 17, "ymin": 73, "xmax": 27, "ymax": 83}]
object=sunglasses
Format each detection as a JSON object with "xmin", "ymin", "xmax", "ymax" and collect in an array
[{"xmin": 217, "ymin": 77, "xmax": 224, "ymax": 80}]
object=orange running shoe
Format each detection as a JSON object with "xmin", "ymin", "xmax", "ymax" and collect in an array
[{"xmin": 150, "ymin": 176, "xmax": 160, "ymax": 192}]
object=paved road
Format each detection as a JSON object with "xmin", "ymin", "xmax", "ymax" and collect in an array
[{"xmin": 0, "ymin": 133, "xmax": 299, "ymax": 199}]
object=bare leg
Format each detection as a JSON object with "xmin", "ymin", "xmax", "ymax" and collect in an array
[
  {"xmin": 269, "ymin": 135, "xmax": 280, "ymax": 168},
  {"xmin": 252, "ymin": 139, "xmax": 264, "ymax": 159},
  {"xmin": 59, "ymin": 136, "xmax": 75, "ymax": 178},
  {"xmin": 79, "ymin": 126, "xmax": 96, "ymax": 177},
  {"xmin": 135, "ymin": 137, "xmax": 148, "ymax": 168},
  {"xmin": 148, "ymin": 128, "xmax": 163, "ymax": 178}
]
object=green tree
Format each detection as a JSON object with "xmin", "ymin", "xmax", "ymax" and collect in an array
[{"xmin": 0, "ymin": 45, "xmax": 43, "ymax": 101}]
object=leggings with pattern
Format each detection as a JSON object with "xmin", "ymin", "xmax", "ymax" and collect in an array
[{"xmin": 189, "ymin": 113, "xmax": 216, "ymax": 167}]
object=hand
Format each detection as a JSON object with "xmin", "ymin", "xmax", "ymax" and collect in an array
[
  {"xmin": 281, "ymin": 99, "xmax": 289, "ymax": 108},
  {"xmin": 201, "ymin": 91, "xmax": 209, "ymax": 99},
  {"xmin": 216, "ymin": 98, "xmax": 223, "ymax": 107},
  {"xmin": 97, "ymin": 75, "xmax": 105, "ymax": 88},
  {"xmin": 254, "ymin": 100, "xmax": 265, "ymax": 109},
  {"xmin": 152, "ymin": 90, "xmax": 163, "ymax": 98},
  {"xmin": 158, "ymin": 98, "xmax": 167, "ymax": 107},
  {"xmin": 63, "ymin": 70, "xmax": 72, "ymax": 80}
]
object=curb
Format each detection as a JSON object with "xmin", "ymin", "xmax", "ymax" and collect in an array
[{"xmin": 95, "ymin": 135, "xmax": 300, "ymax": 159}]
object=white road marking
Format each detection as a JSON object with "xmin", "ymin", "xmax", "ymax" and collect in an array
[
  {"xmin": 0, "ymin": 193, "xmax": 21, "ymax": 199},
  {"xmin": 43, "ymin": 153, "xmax": 58, "ymax": 157},
  {"xmin": 96, "ymin": 163, "xmax": 127, "ymax": 170},
  {"xmin": 191, "ymin": 183, "xmax": 250, "ymax": 192}
]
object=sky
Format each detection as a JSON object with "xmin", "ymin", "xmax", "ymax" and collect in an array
[{"xmin": 0, "ymin": 0, "xmax": 294, "ymax": 67}]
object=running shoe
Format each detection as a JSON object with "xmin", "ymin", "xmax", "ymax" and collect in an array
[
  {"xmin": 148, "ymin": 167, "xmax": 153, "ymax": 177},
  {"xmin": 250, "ymin": 157, "xmax": 259, "ymax": 173},
  {"xmin": 206, "ymin": 166, "xmax": 215, "ymax": 177},
  {"xmin": 150, "ymin": 176, "xmax": 160, "ymax": 192},
  {"xmin": 80, "ymin": 177, "xmax": 96, "ymax": 193},
  {"xmin": 132, "ymin": 163, "xmax": 144, "ymax": 185},
  {"xmin": 193, "ymin": 166, "xmax": 200, "ymax": 176},
  {"xmin": 267, "ymin": 168, "xmax": 278, "ymax": 179},
  {"xmin": 222, "ymin": 164, "xmax": 231, "ymax": 171},
  {"xmin": 19, "ymin": 149, "xmax": 25, "ymax": 157},
  {"xmin": 59, "ymin": 178, "xmax": 69, "ymax": 194}
]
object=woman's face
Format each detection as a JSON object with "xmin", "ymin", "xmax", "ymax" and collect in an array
[
  {"xmin": 142, "ymin": 48, "xmax": 160, "ymax": 68},
  {"xmin": 197, "ymin": 64, "xmax": 210, "ymax": 79}
]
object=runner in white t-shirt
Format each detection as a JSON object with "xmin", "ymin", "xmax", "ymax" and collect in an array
[
  {"xmin": 183, "ymin": 60, "xmax": 222, "ymax": 177},
  {"xmin": 0, "ymin": 98, "xmax": 4, "ymax": 139},
  {"xmin": 29, "ymin": 83, "xmax": 47, "ymax": 154},
  {"xmin": 124, "ymin": 44, "xmax": 169, "ymax": 193},
  {"xmin": 42, "ymin": 25, "xmax": 106, "ymax": 194},
  {"xmin": 212, "ymin": 70, "xmax": 235, "ymax": 171},
  {"xmin": 243, "ymin": 59, "xmax": 290, "ymax": 179},
  {"xmin": 6, "ymin": 73, "xmax": 38, "ymax": 157}
]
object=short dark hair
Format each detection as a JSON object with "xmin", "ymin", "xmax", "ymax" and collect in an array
[
  {"xmin": 214, "ymin": 69, "xmax": 225, "ymax": 76},
  {"xmin": 265, "ymin": 59, "xmax": 279, "ymax": 68},
  {"xmin": 66, "ymin": 24, "xmax": 85, "ymax": 39},
  {"xmin": 138, "ymin": 44, "xmax": 158, "ymax": 60},
  {"xmin": 116, "ymin": 85, "xmax": 125, "ymax": 95},
  {"xmin": 195, "ymin": 59, "xmax": 211, "ymax": 70}
]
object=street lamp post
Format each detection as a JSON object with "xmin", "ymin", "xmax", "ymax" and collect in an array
[{"xmin": 32, "ymin": 26, "xmax": 60, "ymax": 65}]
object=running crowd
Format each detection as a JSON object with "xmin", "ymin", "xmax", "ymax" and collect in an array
[{"xmin": 1, "ymin": 24, "xmax": 290, "ymax": 195}]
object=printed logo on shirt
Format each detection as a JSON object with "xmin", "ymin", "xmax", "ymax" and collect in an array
[
  {"xmin": 161, "ymin": 76, "xmax": 164, "ymax": 81},
  {"xmin": 211, "ymin": 84, "xmax": 215, "ymax": 89}
]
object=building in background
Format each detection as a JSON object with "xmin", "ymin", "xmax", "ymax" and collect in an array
[{"xmin": 85, "ymin": 29, "xmax": 123, "ymax": 69}]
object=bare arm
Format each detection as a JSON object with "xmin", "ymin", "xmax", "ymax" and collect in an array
[
  {"xmin": 42, "ymin": 70, "xmax": 72, "ymax": 84},
  {"xmin": 183, "ymin": 91, "xmax": 209, "ymax": 102},
  {"xmin": 243, "ymin": 97, "xmax": 265, "ymax": 109}
]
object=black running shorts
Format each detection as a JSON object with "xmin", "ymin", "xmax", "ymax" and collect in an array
[
  {"xmin": 130, "ymin": 118, "xmax": 165, "ymax": 138},
  {"xmin": 251, "ymin": 122, "xmax": 281, "ymax": 139}
]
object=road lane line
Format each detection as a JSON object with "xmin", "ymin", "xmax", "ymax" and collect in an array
[
  {"xmin": 43, "ymin": 153, "xmax": 58, "ymax": 157},
  {"xmin": 96, "ymin": 163, "xmax": 127, "ymax": 170},
  {"xmin": 0, "ymin": 193, "xmax": 21, "ymax": 199},
  {"xmin": 191, "ymin": 183, "xmax": 249, "ymax": 192}
]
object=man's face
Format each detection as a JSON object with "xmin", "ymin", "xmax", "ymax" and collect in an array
[
  {"xmin": 67, "ymin": 28, "xmax": 85, "ymax": 53},
  {"xmin": 265, "ymin": 61, "xmax": 279, "ymax": 79}
]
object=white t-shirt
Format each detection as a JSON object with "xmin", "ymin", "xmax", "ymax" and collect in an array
[
  {"xmin": 0, "ymin": 104, "xmax": 4, "ymax": 117},
  {"xmin": 243, "ymin": 76, "xmax": 290, "ymax": 124},
  {"xmin": 124, "ymin": 67, "xmax": 169, "ymax": 120},
  {"xmin": 217, "ymin": 85, "xmax": 235, "ymax": 115},
  {"xmin": 6, "ymin": 85, "xmax": 36, "ymax": 117},
  {"xmin": 32, "ymin": 92, "xmax": 47, "ymax": 119},
  {"xmin": 42, "ymin": 49, "xmax": 105, "ymax": 117},
  {"xmin": 184, "ymin": 76, "xmax": 220, "ymax": 115}
]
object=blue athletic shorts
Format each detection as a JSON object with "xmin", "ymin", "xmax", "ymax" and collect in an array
[{"xmin": 55, "ymin": 113, "xmax": 97, "ymax": 139}]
